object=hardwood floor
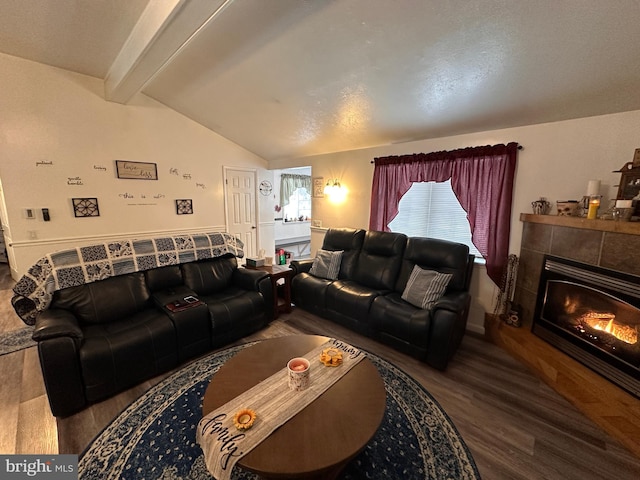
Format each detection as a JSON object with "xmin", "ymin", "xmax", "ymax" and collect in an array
[
  {"xmin": 0, "ymin": 263, "xmax": 24, "ymax": 333},
  {"xmin": 1, "ymin": 262, "xmax": 639, "ymax": 478}
]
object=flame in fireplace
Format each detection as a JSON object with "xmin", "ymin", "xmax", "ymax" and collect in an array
[
  {"xmin": 579, "ymin": 312, "xmax": 637, "ymax": 345},
  {"xmin": 563, "ymin": 296, "xmax": 578, "ymax": 314}
]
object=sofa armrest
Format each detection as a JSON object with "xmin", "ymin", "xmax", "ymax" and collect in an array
[
  {"xmin": 427, "ymin": 292, "xmax": 472, "ymax": 370},
  {"xmin": 291, "ymin": 258, "xmax": 314, "ymax": 276},
  {"xmin": 33, "ymin": 309, "xmax": 83, "ymax": 342},
  {"xmin": 232, "ymin": 268, "xmax": 273, "ymax": 321},
  {"xmin": 37, "ymin": 336, "xmax": 87, "ymax": 417},
  {"xmin": 232, "ymin": 267, "xmax": 270, "ymax": 290},
  {"xmin": 34, "ymin": 310, "xmax": 86, "ymax": 417},
  {"xmin": 151, "ymin": 285, "xmax": 199, "ymax": 309},
  {"xmin": 431, "ymin": 291, "xmax": 470, "ymax": 315}
]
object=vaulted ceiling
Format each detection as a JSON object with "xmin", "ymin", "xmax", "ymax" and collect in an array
[{"xmin": 2, "ymin": 0, "xmax": 640, "ymax": 161}]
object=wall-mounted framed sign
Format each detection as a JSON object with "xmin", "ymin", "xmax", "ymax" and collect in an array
[
  {"xmin": 115, "ymin": 160, "xmax": 158, "ymax": 180},
  {"xmin": 313, "ymin": 177, "xmax": 324, "ymax": 198}
]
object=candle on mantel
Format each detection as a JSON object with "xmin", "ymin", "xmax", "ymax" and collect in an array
[
  {"xmin": 587, "ymin": 180, "xmax": 601, "ymax": 196},
  {"xmin": 587, "ymin": 196, "xmax": 601, "ymax": 219}
]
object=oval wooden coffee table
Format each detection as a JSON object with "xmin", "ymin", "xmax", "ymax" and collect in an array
[{"xmin": 202, "ymin": 335, "xmax": 386, "ymax": 480}]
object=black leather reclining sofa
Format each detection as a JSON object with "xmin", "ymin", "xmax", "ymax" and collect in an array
[
  {"xmin": 33, "ymin": 254, "xmax": 271, "ymax": 417},
  {"xmin": 291, "ymin": 228, "xmax": 474, "ymax": 370}
]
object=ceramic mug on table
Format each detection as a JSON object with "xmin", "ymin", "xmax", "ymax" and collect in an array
[{"xmin": 287, "ymin": 357, "xmax": 310, "ymax": 391}]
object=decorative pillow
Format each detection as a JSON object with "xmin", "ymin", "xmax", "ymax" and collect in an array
[
  {"xmin": 401, "ymin": 265, "xmax": 453, "ymax": 309},
  {"xmin": 309, "ymin": 249, "xmax": 344, "ymax": 280}
]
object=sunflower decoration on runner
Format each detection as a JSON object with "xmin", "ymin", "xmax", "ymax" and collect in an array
[{"xmin": 233, "ymin": 408, "xmax": 257, "ymax": 430}]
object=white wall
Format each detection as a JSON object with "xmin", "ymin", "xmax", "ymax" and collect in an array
[
  {"xmin": 0, "ymin": 53, "xmax": 270, "ymax": 278},
  {"xmin": 271, "ymin": 110, "xmax": 640, "ymax": 333}
]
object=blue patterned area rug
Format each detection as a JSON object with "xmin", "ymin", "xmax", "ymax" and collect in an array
[
  {"xmin": 0, "ymin": 326, "xmax": 36, "ymax": 356},
  {"xmin": 78, "ymin": 342, "xmax": 481, "ymax": 480}
]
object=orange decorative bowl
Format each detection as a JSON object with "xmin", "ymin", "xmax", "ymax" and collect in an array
[{"xmin": 319, "ymin": 347, "xmax": 343, "ymax": 367}]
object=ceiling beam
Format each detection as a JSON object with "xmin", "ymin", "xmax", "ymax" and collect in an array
[{"xmin": 104, "ymin": 0, "xmax": 233, "ymax": 104}]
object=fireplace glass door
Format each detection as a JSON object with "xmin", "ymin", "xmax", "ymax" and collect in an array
[{"xmin": 533, "ymin": 255, "xmax": 640, "ymax": 397}]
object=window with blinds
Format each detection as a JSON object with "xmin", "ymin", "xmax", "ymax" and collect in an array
[{"xmin": 388, "ymin": 179, "xmax": 482, "ymax": 258}]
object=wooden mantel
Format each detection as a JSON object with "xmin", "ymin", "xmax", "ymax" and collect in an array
[{"xmin": 520, "ymin": 213, "xmax": 640, "ymax": 236}]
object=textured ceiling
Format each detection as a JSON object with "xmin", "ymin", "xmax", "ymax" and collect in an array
[{"xmin": 2, "ymin": 0, "xmax": 640, "ymax": 161}]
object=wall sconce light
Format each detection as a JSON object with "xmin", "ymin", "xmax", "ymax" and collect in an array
[{"xmin": 324, "ymin": 178, "xmax": 347, "ymax": 202}]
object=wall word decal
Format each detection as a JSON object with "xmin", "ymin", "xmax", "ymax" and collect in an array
[
  {"xmin": 119, "ymin": 192, "xmax": 166, "ymax": 200},
  {"xmin": 169, "ymin": 168, "xmax": 179, "ymax": 176},
  {"xmin": 115, "ymin": 160, "xmax": 158, "ymax": 180},
  {"xmin": 182, "ymin": 174, "xmax": 192, "ymax": 180},
  {"xmin": 196, "ymin": 183, "xmax": 206, "ymax": 189},
  {"xmin": 125, "ymin": 202, "xmax": 158, "ymax": 207},
  {"xmin": 36, "ymin": 160, "xmax": 53, "ymax": 167},
  {"xmin": 67, "ymin": 177, "xmax": 84, "ymax": 185},
  {"xmin": 93, "ymin": 165, "xmax": 107, "ymax": 171}
]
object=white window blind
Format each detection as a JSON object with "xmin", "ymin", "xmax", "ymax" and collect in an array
[{"xmin": 388, "ymin": 180, "xmax": 482, "ymax": 258}]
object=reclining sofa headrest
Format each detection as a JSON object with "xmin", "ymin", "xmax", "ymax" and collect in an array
[
  {"xmin": 145, "ymin": 265, "xmax": 183, "ymax": 292},
  {"xmin": 52, "ymin": 273, "xmax": 150, "ymax": 324},
  {"xmin": 353, "ymin": 230, "xmax": 407, "ymax": 290},
  {"xmin": 322, "ymin": 228, "xmax": 365, "ymax": 279},
  {"xmin": 396, "ymin": 237, "xmax": 471, "ymax": 292},
  {"xmin": 180, "ymin": 253, "xmax": 238, "ymax": 295}
]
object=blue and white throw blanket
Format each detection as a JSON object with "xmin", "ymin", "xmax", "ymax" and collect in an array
[{"xmin": 11, "ymin": 232, "xmax": 244, "ymax": 325}]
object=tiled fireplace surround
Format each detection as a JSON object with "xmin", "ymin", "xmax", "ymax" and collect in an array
[
  {"xmin": 514, "ymin": 214, "xmax": 640, "ymax": 326},
  {"xmin": 487, "ymin": 214, "xmax": 640, "ymax": 458}
]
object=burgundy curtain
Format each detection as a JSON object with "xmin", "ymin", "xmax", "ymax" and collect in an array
[{"xmin": 369, "ymin": 142, "xmax": 518, "ymax": 287}]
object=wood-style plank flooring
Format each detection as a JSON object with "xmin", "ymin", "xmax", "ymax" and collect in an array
[{"xmin": 1, "ymin": 263, "xmax": 639, "ymax": 479}]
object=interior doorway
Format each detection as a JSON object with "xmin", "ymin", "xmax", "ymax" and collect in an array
[{"xmin": 274, "ymin": 166, "xmax": 312, "ymax": 261}]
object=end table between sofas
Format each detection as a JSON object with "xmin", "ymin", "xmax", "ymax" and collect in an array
[{"xmin": 245, "ymin": 264, "xmax": 292, "ymax": 319}]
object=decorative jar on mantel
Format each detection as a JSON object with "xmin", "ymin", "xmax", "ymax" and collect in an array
[
  {"xmin": 531, "ymin": 197, "xmax": 551, "ymax": 215},
  {"xmin": 556, "ymin": 200, "xmax": 580, "ymax": 216}
]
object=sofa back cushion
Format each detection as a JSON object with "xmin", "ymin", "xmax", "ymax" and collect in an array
[
  {"xmin": 51, "ymin": 272, "xmax": 151, "ymax": 324},
  {"xmin": 321, "ymin": 228, "xmax": 365, "ymax": 279},
  {"xmin": 145, "ymin": 265, "xmax": 183, "ymax": 292},
  {"xmin": 352, "ymin": 230, "xmax": 407, "ymax": 290},
  {"xmin": 181, "ymin": 254, "xmax": 237, "ymax": 295},
  {"xmin": 395, "ymin": 237, "xmax": 471, "ymax": 293}
]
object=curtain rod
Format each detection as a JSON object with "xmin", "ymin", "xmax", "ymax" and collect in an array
[{"xmin": 369, "ymin": 144, "xmax": 523, "ymax": 163}]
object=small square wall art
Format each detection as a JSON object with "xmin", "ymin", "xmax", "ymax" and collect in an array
[
  {"xmin": 72, "ymin": 198, "xmax": 100, "ymax": 217},
  {"xmin": 176, "ymin": 199, "xmax": 193, "ymax": 215}
]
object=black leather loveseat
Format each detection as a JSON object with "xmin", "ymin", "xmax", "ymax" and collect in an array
[
  {"xmin": 291, "ymin": 228, "xmax": 474, "ymax": 370},
  {"xmin": 32, "ymin": 254, "xmax": 272, "ymax": 417}
]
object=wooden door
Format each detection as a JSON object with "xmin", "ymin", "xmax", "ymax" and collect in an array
[{"xmin": 224, "ymin": 168, "xmax": 258, "ymax": 258}]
